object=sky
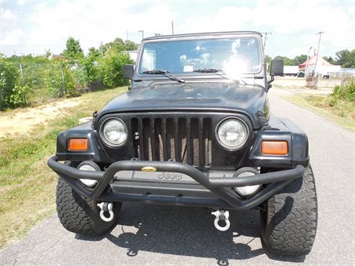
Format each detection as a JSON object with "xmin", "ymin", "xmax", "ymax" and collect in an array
[{"xmin": 1, "ymin": 0, "xmax": 354, "ymax": 59}]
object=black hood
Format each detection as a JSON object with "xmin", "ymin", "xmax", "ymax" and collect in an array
[{"xmin": 98, "ymin": 81, "xmax": 269, "ymax": 129}]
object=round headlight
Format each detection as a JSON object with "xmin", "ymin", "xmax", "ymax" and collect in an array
[
  {"xmin": 102, "ymin": 118, "xmax": 128, "ymax": 146},
  {"xmin": 216, "ymin": 118, "xmax": 248, "ymax": 150}
]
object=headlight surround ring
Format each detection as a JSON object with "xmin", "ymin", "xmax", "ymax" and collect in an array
[
  {"xmin": 216, "ymin": 117, "xmax": 249, "ymax": 151},
  {"xmin": 100, "ymin": 118, "xmax": 128, "ymax": 147}
]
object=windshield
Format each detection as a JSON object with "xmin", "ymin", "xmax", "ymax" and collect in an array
[{"xmin": 138, "ymin": 37, "xmax": 261, "ymax": 78}]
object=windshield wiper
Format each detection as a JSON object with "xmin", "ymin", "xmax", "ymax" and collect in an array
[
  {"xmin": 142, "ymin": 70, "xmax": 185, "ymax": 83},
  {"xmin": 193, "ymin": 68, "xmax": 247, "ymax": 84},
  {"xmin": 193, "ymin": 68, "xmax": 222, "ymax": 73}
]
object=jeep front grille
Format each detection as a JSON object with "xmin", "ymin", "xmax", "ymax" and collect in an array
[{"xmin": 131, "ymin": 116, "xmax": 213, "ymax": 168}]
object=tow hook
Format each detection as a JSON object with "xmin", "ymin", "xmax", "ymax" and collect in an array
[
  {"xmin": 211, "ymin": 210, "xmax": 230, "ymax": 231},
  {"xmin": 97, "ymin": 202, "xmax": 114, "ymax": 222}
]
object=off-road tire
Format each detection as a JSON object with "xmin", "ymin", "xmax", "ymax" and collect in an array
[
  {"xmin": 260, "ymin": 165, "xmax": 317, "ymax": 256},
  {"xmin": 56, "ymin": 177, "xmax": 122, "ymax": 236}
]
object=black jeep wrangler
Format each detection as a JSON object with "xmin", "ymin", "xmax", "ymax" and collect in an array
[{"xmin": 48, "ymin": 31, "xmax": 317, "ymax": 256}]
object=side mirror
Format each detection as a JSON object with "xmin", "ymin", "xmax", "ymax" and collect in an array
[
  {"xmin": 267, "ymin": 59, "xmax": 284, "ymax": 90},
  {"xmin": 270, "ymin": 59, "xmax": 284, "ymax": 76},
  {"xmin": 123, "ymin": 64, "xmax": 135, "ymax": 79}
]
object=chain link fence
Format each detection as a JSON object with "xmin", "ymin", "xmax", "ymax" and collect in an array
[{"xmin": 1, "ymin": 61, "xmax": 105, "ymax": 109}]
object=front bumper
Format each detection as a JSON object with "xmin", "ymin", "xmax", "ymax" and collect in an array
[{"xmin": 48, "ymin": 156, "xmax": 304, "ymax": 210}]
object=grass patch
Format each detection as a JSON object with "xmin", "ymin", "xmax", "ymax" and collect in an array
[
  {"xmin": 286, "ymin": 94, "xmax": 355, "ymax": 132},
  {"xmin": 0, "ymin": 87, "xmax": 127, "ymax": 248}
]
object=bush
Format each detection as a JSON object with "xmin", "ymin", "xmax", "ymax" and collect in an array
[
  {"xmin": 63, "ymin": 64, "xmax": 80, "ymax": 97},
  {"xmin": 7, "ymin": 84, "xmax": 32, "ymax": 108},
  {"xmin": 99, "ymin": 50, "xmax": 133, "ymax": 88},
  {"xmin": 47, "ymin": 63, "xmax": 80, "ymax": 98},
  {"xmin": 0, "ymin": 60, "xmax": 31, "ymax": 109},
  {"xmin": 332, "ymin": 78, "xmax": 355, "ymax": 101}
]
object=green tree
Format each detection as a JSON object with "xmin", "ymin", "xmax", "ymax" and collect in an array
[
  {"xmin": 274, "ymin": 56, "xmax": 294, "ymax": 65},
  {"xmin": 101, "ymin": 38, "xmax": 124, "ymax": 54},
  {"xmin": 79, "ymin": 47, "xmax": 101, "ymax": 89},
  {"xmin": 335, "ymin": 49, "xmax": 355, "ymax": 68},
  {"xmin": 293, "ymin": 54, "xmax": 308, "ymax": 66},
  {"xmin": 124, "ymin": 40, "xmax": 138, "ymax": 51},
  {"xmin": 87, "ymin": 47, "xmax": 101, "ymax": 60},
  {"xmin": 99, "ymin": 48, "xmax": 133, "ymax": 88},
  {"xmin": 265, "ymin": 55, "xmax": 272, "ymax": 65},
  {"xmin": 63, "ymin": 37, "xmax": 84, "ymax": 59},
  {"xmin": 323, "ymin": 56, "xmax": 335, "ymax": 64},
  {"xmin": 101, "ymin": 38, "xmax": 138, "ymax": 55}
]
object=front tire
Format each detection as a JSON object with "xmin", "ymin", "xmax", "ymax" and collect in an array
[
  {"xmin": 260, "ymin": 165, "xmax": 318, "ymax": 256},
  {"xmin": 56, "ymin": 177, "xmax": 122, "ymax": 236}
]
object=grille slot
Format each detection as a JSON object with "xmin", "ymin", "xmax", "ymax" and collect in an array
[{"xmin": 131, "ymin": 116, "xmax": 212, "ymax": 167}]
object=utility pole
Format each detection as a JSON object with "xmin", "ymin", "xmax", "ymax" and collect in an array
[
  {"xmin": 305, "ymin": 46, "xmax": 313, "ymax": 77},
  {"xmin": 138, "ymin": 30, "xmax": 144, "ymax": 40},
  {"xmin": 313, "ymin": 31, "xmax": 324, "ymax": 88},
  {"xmin": 171, "ymin": 20, "xmax": 174, "ymax": 35},
  {"xmin": 313, "ymin": 31, "xmax": 324, "ymax": 75},
  {"xmin": 262, "ymin": 32, "xmax": 272, "ymax": 52}
]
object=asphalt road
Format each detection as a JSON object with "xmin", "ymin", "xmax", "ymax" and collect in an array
[{"xmin": 1, "ymin": 88, "xmax": 354, "ymax": 265}]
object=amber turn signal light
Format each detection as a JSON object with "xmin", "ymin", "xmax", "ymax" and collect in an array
[
  {"xmin": 261, "ymin": 140, "xmax": 288, "ymax": 155},
  {"xmin": 68, "ymin": 138, "xmax": 88, "ymax": 151}
]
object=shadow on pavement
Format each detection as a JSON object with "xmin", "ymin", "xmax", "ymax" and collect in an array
[{"xmin": 75, "ymin": 203, "xmax": 305, "ymax": 264}]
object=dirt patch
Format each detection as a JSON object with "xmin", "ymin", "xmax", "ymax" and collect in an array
[{"xmin": 0, "ymin": 98, "xmax": 81, "ymax": 138}]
